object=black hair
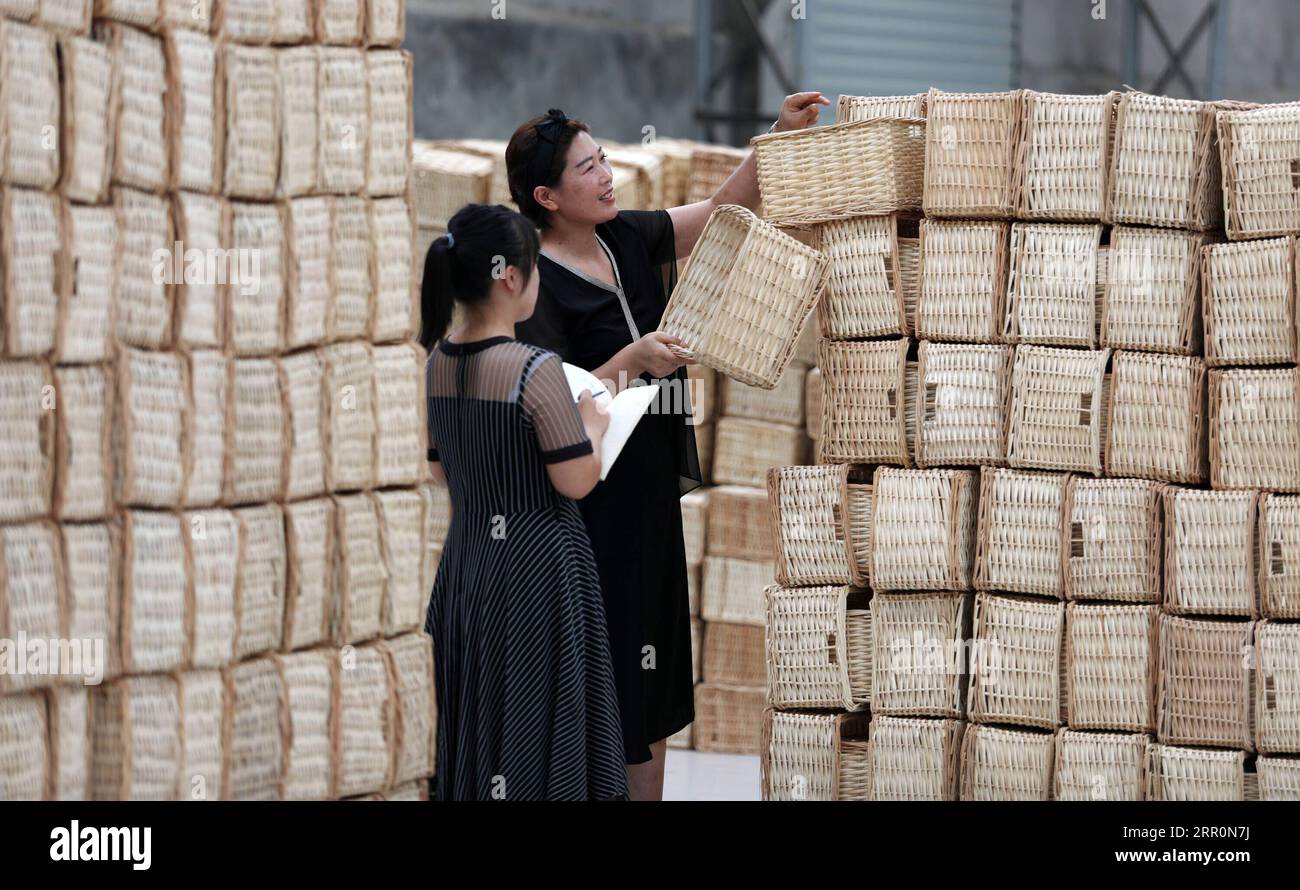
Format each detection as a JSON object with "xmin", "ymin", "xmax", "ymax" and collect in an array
[
  {"xmin": 506, "ymin": 111, "xmax": 592, "ymax": 229},
  {"xmin": 418, "ymin": 203, "xmax": 541, "ymax": 351}
]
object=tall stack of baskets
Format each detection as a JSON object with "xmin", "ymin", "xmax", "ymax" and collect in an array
[
  {"xmin": 738, "ymin": 87, "xmax": 1300, "ymax": 800},
  {"xmin": 0, "ymin": 0, "xmax": 439, "ymax": 801}
]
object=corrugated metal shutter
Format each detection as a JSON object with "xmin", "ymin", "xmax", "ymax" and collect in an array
[{"xmin": 795, "ymin": 0, "xmax": 1020, "ymax": 100}]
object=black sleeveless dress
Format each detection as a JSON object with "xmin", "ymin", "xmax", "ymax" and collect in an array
[
  {"xmin": 424, "ymin": 336, "xmax": 629, "ymax": 800},
  {"xmin": 516, "ymin": 210, "xmax": 701, "ymax": 765}
]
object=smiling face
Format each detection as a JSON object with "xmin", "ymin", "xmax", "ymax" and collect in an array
[{"xmin": 535, "ymin": 130, "xmax": 618, "ymax": 227}]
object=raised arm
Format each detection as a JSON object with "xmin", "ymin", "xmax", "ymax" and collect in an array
[{"xmin": 666, "ymin": 91, "xmax": 830, "ymax": 259}]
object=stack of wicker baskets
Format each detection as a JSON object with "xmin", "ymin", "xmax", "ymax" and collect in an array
[{"xmin": 0, "ymin": 0, "xmax": 440, "ymax": 802}]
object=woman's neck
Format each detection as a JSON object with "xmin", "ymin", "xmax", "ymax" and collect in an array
[
  {"xmin": 449, "ymin": 305, "xmax": 517, "ymax": 343},
  {"xmin": 541, "ymin": 217, "xmax": 601, "ymax": 260}
]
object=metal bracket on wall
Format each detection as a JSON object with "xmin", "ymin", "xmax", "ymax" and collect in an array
[
  {"xmin": 693, "ymin": 0, "xmax": 794, "ymax": 144},
  {"xmin": 1121, "ymin": 0, "xmax": 1231, "ymax": 100}
]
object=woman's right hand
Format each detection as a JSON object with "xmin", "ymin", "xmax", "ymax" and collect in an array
[
  {"xmin": 577, "ymin": 390, "xmax": 610, "ymax": 440},
  {"xmin": 633, "ymin": 331, "xmax": 693, "ymax": 378}
]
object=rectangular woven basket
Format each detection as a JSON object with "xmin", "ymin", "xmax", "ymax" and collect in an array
[
  {"xmin": 1003, "ymin": 222, "xmax": 1105, "ymax": 347},
  {"xmin": 915, "ymin": 218, "xmax": 1010, "ymax": 343},
  {"xmin": 866, "ymin": 715, "xmax": 965, "ymax": 801},
  {"xmin": 701, "ymin": 620, "xmax": 764, "ymax": 687},
  {"xmin": 2, "ymin": 186, "xmax": 62, "ymax": 358},
  {"xmin": 767, "ymin": 464, "xmax": 869, "ymax": 587},
  {"xmin": 1064, "ymin": 603, "xmax": 1160, "ymax": 733},
  {"xmin": 278, "ymin": 46, "xmax": 320, "ymax": 198},
  {"xmin": 369, "ymin": 196, "xmax": 418, "ymax": 342},
  {"xmin": 968, "ymin": 592, "xmax": 1065, "ymax": 730},
  {"xmin": 184, "ymin": 508, "xmax": 238, "ymax": 669},
  {"xmin": 91, "ymin": 675, "xmax": 181, "ymax": 800},
  {"xmin": 1104, "ymin": 351, "xmax": 1207, "ymax": 484},
  {"xmin": 1254, "ymin": 620, "xmax": 1300, "ymax": 754},
  {"xmin": 0, "ymin": 362, "xmax": 50, "ymax": 523},
  {"xmin": 1164, "ymin": 488, "xmax": 1258, "ymax": 617},
  {"xmin": 177, "ymin": 669, "xmax": 227, "ymax": 801},
  {"xmin": 164, "ymin": 28, "xmax": 220, "ymax": 194},
  {"xmin": 317, "ymin": 47, "xmax": 369, "ymax": 193},
  {"xmin": 56, "ymin": 201, "xmax": 118, "ymax": 363},
  {"xmin": 284, "ymin": 197, "xmax": 333, "ymax": 350},
  {"xmin": 373, "ymin": 489, "xmax": 428, "ymax": 637},
  {"xmin": 274, "ymin": 649, "xmax": 337, "ymax": 800},
  {"xmin": 227, "ymin": 357, "xmax": 287, "ymax": 505},
  {"xmin": 1053, "ymin": 729, "xmax": 1149, "ymax": 801},
  {"xmin": 0, "ymin": 20, "xmax": 59, "ymax": 190},
  {"xmin": 870, "ymin": 467, "xmax": 976, "ymax": 592},
  {"xmin": 680, "ymin": 489, "xmax": 706, "ymax": 568},
  {"xmin": 760, "ymin": 710, "xmax": 872, "ymax": 801},
  {"xmin": 226, "ymin": 201, "xmax": 286, "ymax": 355},
  {"xmin": 1156, "ymin": 615, "xmax": 1255, "ymax": 751},
  {"xmin": 1007, "ymin": 344, "xmax": 1110, "ymax": 476},
  {"xmin": 1258, "ymin": 493, "xmax": 1300, "ymax": 619},
  {"xmin": 1257, "ymin": 755, "xmax": 1300, "ymax": 800},
  {"xmin": 58, "ymin": 34, "xmax": 114, "ymax": 205},
  {"xmin": 1216, "ymin": 101, "xmax": 1300, "ymax": 239},
  {"xmin": 1101, "ymin": 226, "xmax": 1209, "ymax": 355},
  {"xmin": 710, "ymin": 417, "xmax": 805, "ymax": 488},
  {"xmin": 751, "ymin": 117, "xmax": 924, "ymax": 225},
  {"xmin": 99, "ymin": 22, "xmax": 168, "ymax": 193},
  {"xmin": 1013, "ymin": 90, "xmax": 1117, "ymax": 221},
  {"xmin": 870, "ymin": 592, "xmax": 971, "ymax": 719},
  {"xmin": 333, "ymin": 642, "xmax": 397, "ymax": 797},
  {"xmin": 0, "ymin": 521, "xmax": 66, "ymax": 695},
  {"xmin": 332, "ymin": 493, "xmax": 387, "ymax": 645},
  {"xmin": 836, "ymin": 92, "xmax": 927, "ymax": 123},
  {"xmin": 1146, "ymin": 743, "xmax": 1249, "ymax": 801},
  {"xmin": 329, "ymin": 198, "xmax": 372, "ymax": 339},
  {"xmin": 53, "ymin": 364, "xmax": 113, "ymax": 522},
  {"xmin": 974, "ymin": 467, "xmax": 1068, "ymax": 598},
  {"xmin": 719, "ymin": 367, "xmax": 805, "ymax": 427},
  {"xmin": 378, "ymin": 632, "xmax": 437, "ymax": 788},
  {"xmin": 684, "ymin": 144, "xmax": 747, "ymax": 204},
  {"xmin": 958, "ymin": 723, "xmax": 1055, "ymax": 801},
  {"xmin": 47, "ymin": 685, "xmax": 92, "ymax": 801},
  {"xmin": 705, "ymin": 484, "xmax": 773, "ymax": 563},
  {"xmin": 764, "ymin": 584, "xmax": 871, "ymax": 711},
  {"xmin": 700, "ymin": 555, "xmax": 772, "ymax": 627},
  {"xmin": 366, "ymin": 50, "xmax": 413, "ymax": 198},
  {"xmin": 659, "ymin": 204, "xmax": 828, "ymax": 388},
  {"xmin": 692, "ymin": 683, "xmax": 766, "ymax": 755},
  {"xmin": 412, "ymin": 144, "xmax": 494, "ymax": 230},
  {"xmin": 1201, "ymin": 236, "xmax": 1297, "ymax": 367},
  {"xmin": 1208, "ymin": 366, "xmax": 1300, "ymax": 492},
  {"xmin": 115, "ymin": 347, "xmax": 187, "ymax": 508},
  {"xmin": 224, "ymin": 657, "xmax": 289, "ymax": 801},
  {"xmin": 233, "ymin": 504, "xmax": 287, "ymax": 659},
  {"xmin": 282, "ymin": 498, "xmax": 335, "ymax": 652},
  {"xmin": 1062, "ymin": 476, "xmax": 1165, "ymax": 604},
  {"xmin": 183, "ymin": 350, "xmax": 228, "ymax": 508},
  {"xmin": 923, "ymin": 88, "xmax": 1023, "ymax": 219},
  {"xmin": 324, "ymin": 340, "xmax": 377, "ymax": 492},
  {"xmin": 170, "ymin": 193, "xmax": 226, "ymax": 351},
  {"xmin": 817, "ymin": 337, "xmax": 915, "ymax": 466},
  {"xmin": 816, "ymin": 214, "xmax": 916, "ymax": 340},
  {"xmin": 372, "ymin": 342, "xmax": 425, "ymax": 486},
  {"xmin": 914, "ymin": 340, "xmax": 1014, "ymax": 468}
]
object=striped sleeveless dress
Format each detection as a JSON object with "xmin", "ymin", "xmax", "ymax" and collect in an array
[{"xmin": 424, "ymin": 334, "xmax": 628, "ymax": 801}]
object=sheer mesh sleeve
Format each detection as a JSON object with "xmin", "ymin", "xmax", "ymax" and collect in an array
[
  {"xmin": 521, "ymin": 351, "xmax": 594, "ymax": 464},
  {"xmin": 621, "ymin": 209, "xmax": 676, "ymax": 266},
  {"xmin": 425, "ymin": 353, "xmax": 439, "ymax": 462}
]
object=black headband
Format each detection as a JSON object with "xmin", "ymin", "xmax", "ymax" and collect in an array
[{"xmin": 529, "ymin": 108, "xmax": 570, "ymax": 192}]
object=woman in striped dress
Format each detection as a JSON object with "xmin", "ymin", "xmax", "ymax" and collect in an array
[{"xmin": 419, "ymin": 203, "xmax": 628, "ymax": 801}]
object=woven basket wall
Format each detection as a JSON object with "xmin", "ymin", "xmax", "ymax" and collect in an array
[
  {"xmin": 764, "ymin": 584, "xmax": 871, "ymax": 711},
  {"xmin": 1208, "ymin": 366, "xmax": 1300, "ymax": 492},
  {"xmin": 974, "ymin": 467, "xmax": 1068, "ymax": 598},
  {"xmin": 1053, "ymin": 728, "xmax": 1148, "ymax": 801},
  {"xmin": 923, "ymin": 88, "xmax": 1022, "ymax": 218},
  {"xmin": 760, "ymin": 709, "xmax": 872, "ymax": 801},
  {"xmin": 1216, "ymin": 101, "xmax": 1300, "ymax": 239},
  {"xmin": 1064, "ymin": 603, "xmax": 1160, "ymax": 733},
  {"xmin": 869, "ymin": 592, "xmax": 971, "ymax": 718},
  {"xmin": 865, "ymin": 714, "xmax": 965, "ymax": 801},
  {"xmin": 958, "ymin": 723, "xmax": 1055, "ymax": 801},
  {"xmin": 967, "ymin": 592, "xmax": 1065, "ymax": 730},
  {"xmin": 1014, "ymin": 90, "xmax": 1117, "ymax": 221},
  {"xmin": 869, "ymin": 467, "xmax": 976, "ymax": 592},
  {"xmin": 1201, "ymin": 236, "xmax": 1297, "ymax": 367}
]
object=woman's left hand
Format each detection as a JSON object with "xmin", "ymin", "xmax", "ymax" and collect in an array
[{"xmin": 775, "ymin": 91, "xmax": 831, "ymax": 132}]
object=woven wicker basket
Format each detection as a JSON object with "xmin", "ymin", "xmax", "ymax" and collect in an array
[
  {"xmin": 915, "ymin": 218, "xmax": 1010, "ymax": 343},
  {"xmin": 710, "ymin": 417, "xmax": 805, "ymax": 488},
  {"xmin": 60, "ymin": 521, "xmax": 119, "ymax": 683},
  {"xmin": 1004, "ymin": 222, "xmax": 1104, "ymax": 346},
  {"xmin": 958, "ymin": 723, "xmax": 1055, "ymax": 801},
  {"xmin": 685, "ymin": 363, "xmax": 716, "ymax": 426},
  {"xmin": 226, "ymin": 201, "xmax": 285, "ymax": 355},
  {"xmin": 1014, "ymin": 90, "xmax": 1117, "ymax": 221},
  {"xmin": 171, "ymin": 193, "xmax": 226, "ymax": 351},
  {"xmin": 329, "ymin": 197, "xmax": 372, "ymax": 339},
  {"xmin": 91, "ymin": 675, "xmax": 181, "ymax": 801},
  {"xmin": 367, "ymin": 0, "xmax": 406, "ymax": 47},
  {"xmin": 58, "ymin": 35, "xmax": 114, "ymax": 204},
  {"xmin": 1164, "ymin": 488, "xmax": 1257, "ymax": 617},
  {"xmin": 1053, "ymin": 729, "xmax": 1149, "ymax": 801},
  {"xmin": 227, "ymin": 358, "xmax": 286, "ymax": 504},
  {"xmin": 115, "ymin": 347, "xmax": 186, "ymax": 508},
  {"xmin": 1064, "ymin": 602, "xmax": 1159, "ymax": 732},
  {"xmin": 46, "ymin": 685, "xmax": 92, "ymax": 801},
  {"xmin": 1257, "ymin": 755, "xmax": 1300, "ymax": 800},
  {"xmin": 318, "ymin": 48, "xmax": 368, "ymax": 193},
  {"xmin": 370, "ymin": 196, "xmax": 417, "ymax": 342},
  {"xmin": 183, "ymin": 350, "xmax": 228, "ymax": 508},
  {"xmin": 607, "ymin": 147, "xmax": 664, "ymax": 211},
  {"xmin": 1255, "ymin": 620, "xmax": 1300, "ymax": 754},
  {"xmin": 719, "ymin": 368, "xmax": 805, "ymax": 427},
  {"xmin": 0, "ymin": 21, "xmax": 58, "ymax": 190},
  {"xmin": 277, "ymin": 46, "xmax": 320, "ymax": 198},
  {"xmin": 702, "ymin": 620, "xmax": 766, "ymax": 688},
  {"xmin": 233, "ymin": 504, "xmax": 286, "ymax": 659},
  {"xmin": 280, "ymin": 351, "xmax": 326, "ymax": 502},
  {"xmin": 1146, "ymin": 743, "xmax": 1248, "ymax": 801},
  {"xmin": 914, "ymin": 340, "xmax": 1013, "ymax": 468},
  {"xmin": 1107, "ymin": 92, "xmax": 1229, "ymax": 230},
  {"xmin": 121, "ymin": 510, "xmax": 188, "ymax": 674},
  {"xmin": 760, "ymin": 709, "xmax": 872, "ymax": 801},
  {"xmin": 680, "ymin": 489, "xmax": 706, "ymax": 568},
  {"xmin": 37, "ymin": 0, "xmax": 91, "ymax": 35},
  {"xmin": 0, "ymin": 691, "xmax": 48, "ymax": 799},
  {"xmin": 274, "ymin": 649, "xmax": 336, "ymax": 800},
  {"xmin": 372, "ymin": 342, "xmax": 425, "ymax": 486},
  {"xmin": 817, "ymin": 337, "xmax": 915, "ymax": 466},
  {"xmin": 366, "ymin": 50, "xmax": 412, "ymax": 197},
  {"xmin": 52, "ymin": 364, "xmax": 113, "ymax": 521},
  {"xmin": 411, "ymin": 143, "xmax": 493, "ymax": 230},
  {"xmin": 841, "ymin": 479, "xmax": 872, "ymax": 588},
  {"xmin": 373, "ymin": 489, "xmax": 426, "ymax": 637},
  {"xmin": 836, "ymin": 92, "xmax": 927, "ymax": 123},
  {"xmin": 752, "ymin": 117, "xmax": 924, "ymax": 225},
  {"xmin": 323, "ymin": 340, "xmax": 376, "ymax": 492},
  {"xmin": 768, "ymin": 464, "xmax": 869, "ymax": 587},
  {"xmin": 684, "ymin": 144, "xmax": 746, "ymax": 204},
  {"xmin": 1208, "ymin": 366, "xmax": 1300, "ymax": 492},
  {"xmin": 660, "ymin": 204, "xmax": 828, "ymax": 388},
  {"xmin": 870, "ymin": 467, "xmax": 976, "ymax": 592},
  {"xmin": 899, "ymin": 235, "xmax": 921, "ymax": 331},
  {"xmin": 1259, "ymin": 493, "xmax": 1300, "ymax": 619},
  {"xmin": 332, "ymin": 493, "xmax": 387, "ymax": 644},
  {"xmin": 865, "ymin": 714, "xmax": 965, "ymax": 801},
  {"xmin": 0, "ymin": 362, "xmax": 52, "ymax": 523},
  {"xmin": 183, "ymin": 508, "xmax": 238, "ymax": 670},
  {"xmin": 693, "ymin": 683, "xmax": 766, "ymax": 755},
  {"xmin": 804, "ymin": 366, "xmax": 822, "ymax": 439},
  {"xmin": 219, "ymin": 0, "xmax": 275, "ymax": 43},
  {"xmin": 870, "ymin": 592, "xmax": 971, "ymax": 718},
  {"xmin": 1217, "ymin": 101, "xmax": 1300, "ymax": 239},
  {"xmin": 765, "ymin": 584, "xmax": 871, "ymax": 711},
  {"xmin": 316, "ymin": 0, "xmax": 365, "ymax": 46},
  {"xmin": 163, "ymin": 0, "xmax": 209, "ymax": 30},
  {"xmin": 1104, "ymin": 351, "xmax": 1207, "ymax": 484},
  {"xmin": 1202, "ymin": 236, "xmax": 1297, "ymax": 367},
  {"xmin": 177, "ymin": 670, "xmax": 227, "ymax": 801},
  {"xmin": 974, "ymin": 467, "xmax": 1068, "ymax": 598},
  {"xmin": 704, "ymin": 484, "xmax": 772, "ymax": 563},
  {"xmin": 284, "ymin": 197, "xmax": 333, "ymax": 350},
  {"xmin": 1, "ymin": 187, "xmax": 61, "ymax": 358},
  {"xmin": 114, "ymin": 187, "xmax": 172, "ymax": 349},
  {"xmin": 274, "ymin": 0, "xmax": 313, "ymax": 43},
  {"xmin": 165, "ymin": 28, "xmax": 219, "ymax": 194},
  {"xmin": 700, "ymin": 555, "xmax": 773, "ymax": 628},
  {"xmin": 1007, "ymin": 344, "xmax": 1110, "ymax": 476},
  {"xmin": 379, "ymin": 632, "xmax": 437, "ymax": 787},
  {"xmin": 1062, "ymin": 477, "xmax": 1164, "ymax": 603},
  {"xmin": 1101, "ymin": 226, "xmax": 1208, "ymax": 355},
  {"xmin": 816, "ymin": 214, "xmax": 914, "ymax": 339},
  {"xmin": 100, "ymin": 22, "xmax": 168, "ymax": 192},
  {"xmin": 1157, "ymin": 614, "xmax": 1255, "ymax": 750},
  {"xmin": 644, "ymin": 137, "xmax": 692, "ymax": 207},
  {"xmin": 695, "ymin": 421, "xmax": 714, "ymax": 483},
  {"xmin": 283, "ymin": 498, "xmax": 335, "ymax": 651},
  {"xmin": 224, "ymin": 657, "xmax": 289, "ymax": 801},
  {"xmin": 0, "ymin": 522, "xmax": 65, "ymax": 695},
  {"xmin": 924, "ymin": 88, "xmax": 1022, "ymax": 219},
  {"xmin": 968, "ymin": 592, "xmax": 1065, "ymax": 730}
]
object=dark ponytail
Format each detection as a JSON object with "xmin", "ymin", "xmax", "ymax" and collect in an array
[{"xmin": 418, "ymin": 203, "xmax": 541, "ymax": 351}]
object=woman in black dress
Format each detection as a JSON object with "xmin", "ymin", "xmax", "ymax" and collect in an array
[
  {"xmin": 507, "ymin": 94, "xmax": 829, "ymax": 799},
  {"xmin": 420, "ymin": 203, "xmax": 628, "ymax": 800}
]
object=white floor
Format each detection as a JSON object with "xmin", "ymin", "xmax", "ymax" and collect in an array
[{"xmin": 662, "ymin": 749, "xmax": 762, "ymax": 801}]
